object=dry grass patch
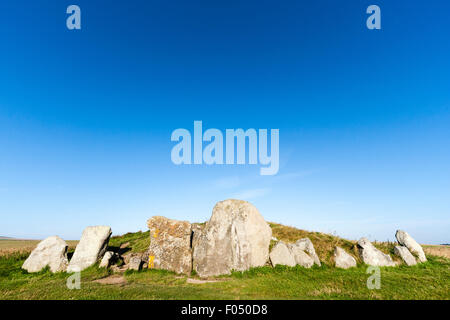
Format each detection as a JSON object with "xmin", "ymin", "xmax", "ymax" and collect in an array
[
  {"xmin": 0, "ymin": 240, "xmax": 78, "ymax": 257},
  {"xmin": 423, "ymin": 245, "xmax": 450, "ymax": 259}
]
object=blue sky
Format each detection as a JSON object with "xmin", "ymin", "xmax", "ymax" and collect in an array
[{"xmin": 0, "ymin": 0, "xmax": 449, "ymax": 243}]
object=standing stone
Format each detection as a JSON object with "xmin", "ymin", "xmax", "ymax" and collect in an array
[
  {"xmin": 357, "ymin": 237, "xmax": 395, "ymax": 267},
  {"xmin": 270, "ymin": 242, "xmax": 296, "ymax": 267},
  {"xmin": 287, "ymin": 243, "xmax": 314, "ymax": 268},
  {"xmin": 294, "ymin": 238, "xmax": 321, "ymax": 266},
  {"xmin": 22, "ymin": 236, "xmax": 69, "ymax": 273},
  {"xmin": 395, "ymin": 230, "xmax": 427, "ymax": 262},
  {"xmin": 334, "ymin": 247, "xmax": 357, "ymax": 269},
  {"xmin": 394, "ymin": 246, "xmax": 417, "ymax": 266},
  {"xmin": 99, "ymin": 251, "xmax": 115, "ymax": 268},
  {"xmin": 67, "ymin": 226, "xmax": 112, "ymax": 272},
  {"xmin": 147, "ymin": 216, "xmax": 192, "ymax": 275},
  {"xmin": 193, "ymin": 199, "xmax": 272, "ymax": 277}
]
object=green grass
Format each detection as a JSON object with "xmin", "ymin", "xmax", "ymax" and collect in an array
[
  {"xmin": 108, "ymin": 230, "xmax": 150, "ymax": 253},
  {"xmin": 0, "ymin": 252, "xmax": 448, "ymax": 300},
  {"xmin": 1, "ymin": 226, "xmax": 449, "ymax": 300}
]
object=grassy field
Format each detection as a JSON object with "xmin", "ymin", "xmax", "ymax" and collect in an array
[{"xmin": 1, "ymin": 225, "xmax": 449, "ymax": 300}]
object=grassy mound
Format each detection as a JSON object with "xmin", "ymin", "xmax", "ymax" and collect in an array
[{"xmin": 1, "ymin": 223, "xmax": 448, "ymax": 300}]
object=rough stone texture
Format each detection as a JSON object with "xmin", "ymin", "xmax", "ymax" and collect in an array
[
  {"xmin": 395, "ymin": 230, "xmax": 427, "ymax": 263},
  {"xmin": 193, "ymin": 199, "xmax": 272, "ymax": 278},
  {"xmin": 147, "ymin": 216, "xmax": 192, "ymax": 275},
  {"xmin": 287, "ymin": 243, "xmax": 314, "ymax": 268},
  {"xmin": 394, "ymin": 246, "xmax": 417, "ymax": 266},
  {"xmin": 99, "ymin": 251, "xmax": 115, "ymax": 268},
  {"xmin": 269, "ymin": 242, "xmax": 296, "ymax": 267},
  {"xmin": 294, "ymin": 238, "xmax": 321, "ymax": 266},
  {"xmin": 128, "ymin": 256, "xmax": 142, "ymax": 271},
  {"xmin": 357, "ymin": 237, "xmax": 395, "ymax": 267},
  {"xmin": 334, "ymin": 247, "xmax": 357, "ymax": 269},
  {"xmin": 22, "ymin": 236, "xmax": 69, "ymax": 273},
  {"xmin": 67, "ymin": 226, "xmax": 112, "ymax": 272}
]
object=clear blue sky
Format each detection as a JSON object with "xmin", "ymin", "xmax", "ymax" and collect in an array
[{"xmin": 0, "ymin": 1, "xmax": 449, "ymax": 243}]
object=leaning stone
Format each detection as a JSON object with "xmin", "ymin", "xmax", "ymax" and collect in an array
[
  {"xmin": 287, "ymin": 243, "xmax": 314, "ymax": 268},
  {"xmin": 294, "ymin": 238, "xmax": 321, "ymax": 266},
  {"xmin": 334, "ymin": 247, "xmax": 357, "ymax": 269},
  {"xmin": 147, "ymin": 216, "xmax": 192, "ymax": 275},
  {"xmin": 394, "ymin": 246, "xmax": 417, "ymax": 266},
  {"xmin": 395, "ymin": 230, "xmax": 427, "ymax": 262},
  {"xmin": 67, "ymin": 226, "xmax": 112, "ymax": 272},
  {"xmin": 270, "ymin": 242, "xmax": 296, "ymax": 267},
  {"xmin": 193, "ymin": 199, "xmax": 272, "ymax": 278},
  {"xmin": 357, "ymin": 237, "xmax": 395, "ymax": 267},
  {"xmin": 22, "ymin": 236, "xmax": 69, "ymax": 273},
  {"xmin": 99, "ymin": 251, "xmax": 115, "ymax": 268}
]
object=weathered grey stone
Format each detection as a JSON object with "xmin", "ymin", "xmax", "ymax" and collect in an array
[
  {"xmin": 67, "ymin": 226, "xmax": 112, "ymax": 272},
  {"xmin": 128, "ymin": 256, "xmax": 142, "ymax": 271},
  {"xmin": 294, "ymin": 238, "xmax": 321, "ymax": 266},
  {"xmin": 287, "ymin": 243, "xmax": 314, "ymax": 268},
  {"xmin": 193, "ymin": 199, "xmax": 272, "ymax": 277},
  {"xmin": 394, "ymin": 246, "xmax": 417, "ymax": 266},
  {"xmin": 357, "ymin": 237, "xmax": 395, "ymax": 267},
  {"xmin": 22, "ymin": 236, "xmax": 69, "ymax": 273},
  {"xmin": 147, "ymin": 216, "xmax": 192, "ymax": 275},
  {"xmin": 99, "ymin": 251, "xmax": 115, "ymax": 268},
  {"xmin": 395, "ymin": 230, "xmax": 427, "ymax": 262},
  {"xmin": 270, "ymin": 242, "xmax": 296, "ymax": 267},
  {"xmin": 334, "ymin": 247, "xmax": 357, "ymax": 269}
]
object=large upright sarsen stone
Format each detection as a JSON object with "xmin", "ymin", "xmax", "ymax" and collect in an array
[
  {"xmin": 147, "ymin": 216, "xmax": 192, "ymax": 275},
  {"xmin": 193, "ymin": 199, "xmax": 272, "ymax": 278},
  {"xmin": 22, "ymin": 236, "xmax": 69, "ymax": 273},
  {"xmin": 67, "ymin": 226, "xmax": 112, "ymax": 272}
]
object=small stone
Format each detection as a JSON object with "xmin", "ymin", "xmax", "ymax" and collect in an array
[
  {"xmin": 269, "ymin": 242, "xmax": 296, "ymax": 267},
  {"xmin": 128, "ymin": 256, "xmax": 142, "ymax": 271},
  {"xmin": 99, "ymin": 251, "xmax": 115, "ymax": 268},
  {"xmin": 334, "ymin": 247, "xmax": 357, "ymax": 269}
]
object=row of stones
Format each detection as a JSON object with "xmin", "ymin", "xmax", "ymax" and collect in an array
[{"xmin": 21, "ymin": 199, "xmax": 427, "ymax": 276}]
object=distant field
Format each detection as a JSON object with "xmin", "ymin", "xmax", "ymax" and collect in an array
[
  {"xmin": 423, "ymin": 245, "xmax": 450, "ymax": 259},
  {"xmin": 0, "ymin": 240, "xmax": 79, "ymax": 256}
]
